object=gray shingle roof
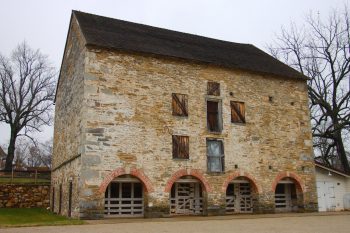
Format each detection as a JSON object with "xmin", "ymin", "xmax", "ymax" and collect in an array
[{"xmin": 73, "ymin": 11, "xmax": 307, "ymax": 80}]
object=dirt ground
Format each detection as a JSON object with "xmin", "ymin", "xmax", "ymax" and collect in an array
[{"xmin": 2, "ymin": 213, "xmax": 350, "ymax": 233}]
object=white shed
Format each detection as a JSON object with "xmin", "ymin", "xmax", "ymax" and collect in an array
[{"xmin": 315, "ymin": 162, "xmax": 350, "ymax": 211}]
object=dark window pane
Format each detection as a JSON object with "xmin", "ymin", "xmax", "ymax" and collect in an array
[
  {"xmin": 226, "ymin": 183, "xmax": 235, "ymax": 196},
  {"xmin": 171, "ymin": 184, "xmax": 176, "ymax": 198},
  {"xmin": 275, "ymin": 184, "xmax": 285, "ymax": 194},
  {"xmin": 134, "ymin": 183, "xmax": 143, "ymax": 198},
  {"xmin": 122, "ymin": 183, "xmax": 132, "ymax": 198},
  {"xmin": 110, "ymin": 183, "xmax": 119, "ymax": 198},
  {"xmin": 290, "ymin": 184, "xmax": 297, "ymax": 199}
]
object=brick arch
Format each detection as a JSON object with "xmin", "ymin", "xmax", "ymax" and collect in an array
[
  {"xmin": 98, "ymin": 167, "xmax": 154, "ymax": 194},
  {"xmin": 164, "ymin": 169, "xmax": 211, "ymax": 192},
  {"xmin": 221, "ymin": 171, "xmax": 262, "ymax": 194},
  {"xmin": 271, "ymin": 171, "xmax": 305, "ymax": 193}
]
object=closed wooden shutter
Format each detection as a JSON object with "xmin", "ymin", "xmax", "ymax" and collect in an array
[
  {"xmin": 230, "ymin": 101, "xmax": 245, "ymax": 123},
  {"xmin": 172, "ymin": 93, "xmax": 188, "ymax": 116},
  {"xmin": 172, "ymin": 135, "xmax": 189, "ymax": 159},
  {"xmin": 207, "ymin": 82, "xmax": 220, "ymax": 96}
]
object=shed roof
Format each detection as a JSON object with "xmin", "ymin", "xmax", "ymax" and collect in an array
[
  {"xmin": 315, "ymin": 161, "xmax": 350, "ymax": 177},
  {"xmin": 73, "ymin": 11, "xmax": 307, "ymax": 80}
]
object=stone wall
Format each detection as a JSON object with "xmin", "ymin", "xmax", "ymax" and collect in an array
[
  {"xmin": 0, "ymin": 184, "xmax": 50, "ymax": 208},
  {"xmin": 51, "ymin": 14, "xmax": 85, "ymax": 218},
  {"xmin": 76, "ymin": 46, "xmax": 317, "ymax": 218},
  {"xmin": 53, "ymin": 14, "xmax": 318, "ymax": 219}
]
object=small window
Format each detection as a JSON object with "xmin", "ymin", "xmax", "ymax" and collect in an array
[
  {"xmin": 230, "ymin": 101, "xmax": 245, "ymax": 123},
  {"xmin": 172, "ymin": 93, "xmax": 188, "ymax": 116},
  {"xmin": 207, "ymin": 139, "xmax": 224, "ymax": 172},
  {"xmin": 172, "ymin": 135, "xmax": 189, "ymax": 159},
  {"xmin": 207, "ymin": 82, "xmax": 220, "ymax": 96},
  {"xmin": 207, "ymin": 100, "xmax": 222, "ymax": 132}
]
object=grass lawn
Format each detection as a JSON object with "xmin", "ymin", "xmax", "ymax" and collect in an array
[
  {"xmin": 0, "ymin": 208, "xmax": 84, "ymax": 227},
  {"xmin": 0, "ymin": 177, "xmax": 50, "ymax": 184}
]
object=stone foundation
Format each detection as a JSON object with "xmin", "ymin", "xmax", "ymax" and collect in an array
[{"xmin": 0, "ymin": 184, "xmax": 50, "ymax": 208}]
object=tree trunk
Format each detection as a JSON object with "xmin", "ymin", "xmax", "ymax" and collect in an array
[
  {"xmin": 4, "ymin": 128, "xmax": 17, "ymax": 172},
  {"xmin": 334, "ymin": 130, "xmax": 350, "ymax": 173}
]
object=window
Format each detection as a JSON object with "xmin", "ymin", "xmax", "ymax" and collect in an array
[
  {"xmin": 230, "ymin": 101, "xmax": 245, "ymax": 123},
  {"xmin": 172, "ymin": 93, "xmax": 188, "ymax": 116},
  {"xmin": 172, "ymin": 135, "xmax": 189, "ymax": 159},
  {"xmin": 207, "ymin": 100, "xmax": 222, "ymax": 132},
  {"xmin": 207, "ymin": 139, "xmax": 224, "ymax": 172},
  {"xmin": 207, "ymin": 81, "xmax": 220, "ymax": 96}
]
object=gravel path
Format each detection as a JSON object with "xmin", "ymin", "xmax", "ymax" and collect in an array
[{"xmin": 2, "ymin": 214, "xmax": 350, "ymax": 233}]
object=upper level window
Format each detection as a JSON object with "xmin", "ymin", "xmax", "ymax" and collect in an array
[
  {"xmin": 207, "ymin": 100, "xmax": 222, "ymax": 132},
  {"xmin": 207, "ymin": 82, "xmax": 220, "ymax": 96},
  {"xmin": 230, "ymin": 101, "xmax": 245, "ymax": 123},
  {"xmin": 207, "ymin": 139, "xmax": 224, "ymax": 173},
  {"xmin": 172, "ymin": 93, "xmax": 188, "ymax": 117},
  {"xmin": 172, "ymin": 135, "xmax": 189, "ymax": 159}
]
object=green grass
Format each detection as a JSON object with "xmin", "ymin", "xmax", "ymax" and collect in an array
[
  {"xmin": 0, "ymin": 208, "xmax": 84, "ymax": 227},
  {"xmin": 0, "ymin": 177, "xmax": 50, "ymax": 184}
]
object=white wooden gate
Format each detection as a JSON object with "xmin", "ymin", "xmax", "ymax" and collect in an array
[
  {"xmin": 226, "ymin": 181, "xmax": 253, "ymax": 213},
  {"xmin": 275, "ymin": 183, "xmax": 292, "ymax": 212},
  {"xmin": 170, "ymin": 180, "xmax": 203, "ymax": 215},
  {"xmin": 317, "ymin": 181, "xmax": 336, "ymax": 211},
  {"xmin": 104, "ymin": 177, "xmax": 144, "ymax": 217}
]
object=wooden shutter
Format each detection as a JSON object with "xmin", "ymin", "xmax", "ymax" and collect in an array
[
  {"xmin": 230, "ymin": 101, "xmax": 245, "ymax": 123},
  {"xmin": 207, "ymin": 82, "xmax": 220, "ymax": 96},
  {"xmin": 172, "ymin": 135, "xmax": 189, "ymax": 159},
  {"xmin": 172, "ymin": 93, "xmax": 188, "ymax": 116},
  {"xmin": 207, "ymin": 101, "xmax": 220, "ymax": 132}
]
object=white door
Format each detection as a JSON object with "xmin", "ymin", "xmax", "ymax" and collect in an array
[
  {"xmin": 226, "ymin": 182, "xmax": 253, "ymax": 213},
  {"xmin": 317, "ymin": 181, "xmax": 326, "ymax": 211},
  {"xmin": 104, "ymin": 181, "xmax": 144, "ymax": 217},
  {"xmin": 317, "ymin": 181, "xmax": 336, "ymax": 211},
  {"xmin": 170, "ymin": 182, "xmax": 203, "ymax": 215},
  {"xmin": 275, "ymin": 183, "xmax": 292, "ymax": 212}
]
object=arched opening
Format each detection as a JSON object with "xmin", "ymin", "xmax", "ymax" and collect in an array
[
  {"xmin": 225, "ymin": 176, "xmax": 257, "ymax": 213},
  {"xmin": 104, "ymin": 175, "xmax": 144, "ymax": 217},
  {"xmin": 274, "ymin": 177, "xmax": 303, "ymax": 212},
  {"xmin": 169, "ymin": 175, "xmax": 205, "ymax": 215}
]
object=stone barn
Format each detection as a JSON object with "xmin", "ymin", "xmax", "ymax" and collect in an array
[{"xmin": 52, "ymin": 11, "xmax": 318, "ymax": 219}]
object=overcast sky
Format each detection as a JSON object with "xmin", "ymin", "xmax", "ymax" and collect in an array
[{"xmin": 0, "ymin": 0, "xmax": 348, "ymax": 146}]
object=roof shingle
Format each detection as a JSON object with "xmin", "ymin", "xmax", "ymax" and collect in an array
[{"xmin": 73, "ymin": 11, "xmax": 307, "ymax": 80}]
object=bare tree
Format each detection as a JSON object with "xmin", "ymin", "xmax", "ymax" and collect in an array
[
  {"xmin": 27, "ymin": 139, "xmax": 53, "ymax": 168},
  {"xmin": 13, "ymin": 138, "xmax": 30, "ymax": 170},
  {"xmin": 0, "ymin": 42, "xmax": 56, "ymax": 171},
  {"xmin": 268, "ymin": 6, "xmax": 350, "ymax": 172}
]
